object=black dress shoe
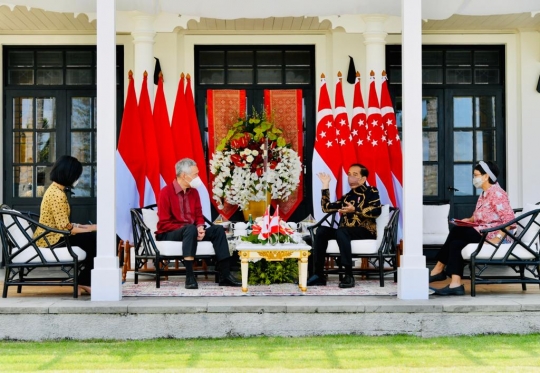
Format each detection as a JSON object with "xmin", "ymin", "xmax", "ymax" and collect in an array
[
  {"xmin": 433, "ymin": 285, "xmax": 465, "ymax": 296},
  {"xmin": 429, "ymin": 271, "xmax": 447, "ymax": 283},
  {"xmin": 185, "ymin": 275, "xmax": 198, "ymax": 289},
  {"xmin": 339, "ymin": 275, "xmax": 355, "ymax": 288},
  {"xmin": 219, "ymin": 273, "xmax": 242, "ymax": 287},
  {"xmin": 307, "ymin": 274, "xmax": 326, "ymax": 286}
]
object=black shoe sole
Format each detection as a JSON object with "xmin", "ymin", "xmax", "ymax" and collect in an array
[
  {"xmin": 219, "ymin": 282, "xmax": 242, "ymax": 287},
  {"xmin": 185, "ymin": 284, "xmax": 198, "ymax": 289},
  {"xmin": 338, "ymin": 283, "xmax": 355, "ymax": 288},
  {"xmin": 429, "ymin": 272, "xmax": 447, "ymax": 283}
]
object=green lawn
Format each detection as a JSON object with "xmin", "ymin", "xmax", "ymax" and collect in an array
[{"xmin": 1, "ymin": 334, "xmax": 539, "ymax": 372}]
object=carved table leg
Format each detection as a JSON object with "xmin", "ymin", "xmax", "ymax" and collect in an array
[
  {"xmin": 299, "ymin": 250, "xmax": 309, "ymax": 292},
  {"xmin": 240, "ymin": 251, "xmax": 249, "ymax": 293}
]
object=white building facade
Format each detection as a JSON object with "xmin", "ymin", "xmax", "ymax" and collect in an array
[{"xmin": 0, "ymin": 1, "xmax": 539, "ymax": 300}]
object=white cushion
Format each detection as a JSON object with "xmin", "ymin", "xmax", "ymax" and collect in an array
[
  {"xmin": 141, "ymin": 208, "xmax": 159, "ymax": 235},
  {"xmin": 423, "ymin": 234, "xmax": 448, "ymax": 245},
  {"xmin": 422, "ymin": 204, "xmax": 450, "ymax": 245},
  {"xmin": 3, "ymin": 211, "xmax": 32, "ymax": 249},
  {"xmin": 462, "ymin": 242, "xmax": 537, "ymax": 261},
  {"xmin": 516, "ymin": 203, "xmax": 540, "ymax": 247},
  {"xmin": 140, "ymin": 208, "xmax": 216, "ymax": 257},
  {"xmin": 423, "ymin": 204, "xmax": 450, "ymax": 234},
  {"xmin": 326, "ymin": 205, "xmax": 390, "ymax": 255},
  {"xmin": 153, "ymin": 241, "xmax": 216, "ymax": 256},
  {"xmin": 12, "ymin": 246, "xmax": 86, "ymax": 264},
  {"xmin": 2, "ymin": 210, "xmax": 86, "ymax": 264}
]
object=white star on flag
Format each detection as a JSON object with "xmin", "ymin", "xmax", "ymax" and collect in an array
[
  {"xmin": 357, "ymin": 139, "xmax": 363, "ymax": 146},
  {"xmin": 325, "ymin": 121, "xmax": 332, "ymax": 128},
  {"xmin": 386, "ymin": 119, "xmax": 393, "ymax": 126},
  {"xmin": 339, "ymin": 139, "xmax": 346, "ymax": 146},
  {"xmin": 371, "ymin": 140, "xmax": 378, "ymax": 146},
  {"xmin": 372, "ymin": 120, "xmax": 378, "ymax": 127},
  {"xmin": 326, "ymin": 140, "xmax": 333, "ymax": 148},
  {"xmin": 320, "ymin": 131, "xmax": 327, "ymax": 138},
  {"xmin": 340, "ymin": 119, "xmax": 346, "ymax": 126},
  {"xmin": 351, "ymin": 129, "xmax": 358, "ymax": 136}
]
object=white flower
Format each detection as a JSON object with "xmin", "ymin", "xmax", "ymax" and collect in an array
[
  {"xmin": 246, "ymin": 155, "xmax": 254, "ymax": 163},
  {"xmin": 251, "ymin": 150, "xmax": 259, "ymax": 156},
  {"xmin": 243, "ymin": 149, "xmax": 252, "ymax": 156}
]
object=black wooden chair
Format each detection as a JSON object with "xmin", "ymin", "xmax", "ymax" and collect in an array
[
  {"xmin": 130, "ymin": 204, "xmax": 219, "ymax": 288},
  {"xmin": 307, "ymin": 206, "xmax": 400, "ymax": 287},
  {"xmin": 462, "ymin": 204, "xmax": 540, "ymax": 296},
  {"xmin": 0, "ymin": 206, "xmax": 86, "ymax": 298}
]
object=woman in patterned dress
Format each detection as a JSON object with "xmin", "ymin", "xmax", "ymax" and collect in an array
[
  {"xmin": 34, "ymin": 155, "xmax": 97, "ymax": 295},
  {"xmin": 429, "ymin": 161, "xmax": 515, "ymax": 296}
]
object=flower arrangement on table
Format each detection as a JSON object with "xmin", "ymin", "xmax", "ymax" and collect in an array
[
  {"xmin": 209, "ymin": 110, "xmax": 302, "ymax": 211},
  {"xmin": 241, "ymin": 209, "xmax": 297, "ymax": 245}
]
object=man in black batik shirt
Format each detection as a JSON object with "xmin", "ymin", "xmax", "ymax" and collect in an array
[{"xmin": 307, "ymin": 163, "xmax": 381, "ymax": 288}]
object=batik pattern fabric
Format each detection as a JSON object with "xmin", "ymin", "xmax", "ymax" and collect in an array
[
  {"xmin": 472, "ymin": 183, "xmax": 515, "ymax": 241},
  {"xmin": 321, "ymin": 184, "xmax": 381, "ymax": 235}
]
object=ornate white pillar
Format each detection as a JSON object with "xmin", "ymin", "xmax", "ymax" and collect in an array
[
  {"xmin": 398, "ymin": 0, "xmax": 429, "ymax": 299},
  {"xmin": 363, "ymin": 15, "xmax": 388, "ymax": 96},
  {"xmin": 92, "ymin": 0, "xmax": 122, "ymax": 301},
  {"xmin": 131, "ymin": 13, "xmax": 156, "ymax": 99}
]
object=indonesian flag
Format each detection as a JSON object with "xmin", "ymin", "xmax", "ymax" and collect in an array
[
  {"xmin": 153, "ymin": 73, "xmax": 177, "ymax": 186},
  {"xmin": 334, "ymin": 72, "xmax": 359, "ymax": 195},
  {"xmin": 381, "ymin": 71, "xmax": 403, "ymax": 238},
  {"xmin": 367, "ymin": 71, "xmax": 397, "ymax": 207},
  {"xmin": 138, "ymin": 71, "xmax": 161, "ymax": 206},
  {"xmin": 185, "ymin": 74, "xmax": 211, "ymax": 219},
  {"xmin": 171, "ymin": 73, "xmax": 194, "ymax": 162},
  {"xmin": 312, "ymin": 74, "xmax": 341, "ymax": 221},
  {"xmin": 269, "ymin": 205, "xmax": 280, "ymax": 235},
  {"xmin": 116, "ymin": 71, "xmax": 145, "ymax": 241},
  {"xmin": 258, "ymin": 206, "xmax": 271, "ymax": 241},
  {"xmin": 351, "ymin": 72, "xmax": 368, "ymax": 166}
]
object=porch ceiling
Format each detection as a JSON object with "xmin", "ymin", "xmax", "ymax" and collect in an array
[{"xmin": 0, "ymin": 4, "xmax": 538, "ymax": 34}]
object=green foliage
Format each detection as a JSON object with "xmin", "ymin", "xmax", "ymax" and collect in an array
[{"xmin": 248, "ymin": 258, "xmax": 298, "ymax": 285}]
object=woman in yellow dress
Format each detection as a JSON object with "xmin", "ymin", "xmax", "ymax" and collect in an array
[{"xmin": 34, "ymin": 155, "xmax": 97, "ymax": 295}]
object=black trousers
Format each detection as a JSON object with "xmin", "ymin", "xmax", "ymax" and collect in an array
[
  {"xmin": 312, "ymin": 226, "xmax": 375, "ymax": 277},
  {"xmin": 61, "ymin": 232, "xmax": 97, "ymax": 287},
  {"xmin": 156, "ymin": 225, "xmax": 231, "ymax": 263},
  {"xmin": 435, "ymin": 226, "xmax": 481, "ymax": 277}
]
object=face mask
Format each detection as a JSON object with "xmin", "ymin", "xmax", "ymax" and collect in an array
[
  {"xmin": 72, "ymin": 179, "xmax": 80, "ymax": 187},
  {"xmin": 188, "ymin": 176, "xmax": 202, "ymax": 189},
  {"xmin": 348, "ymin": 175, "xmax": 362, "ymax": 187},
  {"xmin": 472, "ymin": 176, "xmax": 484, "ymax": 188}
]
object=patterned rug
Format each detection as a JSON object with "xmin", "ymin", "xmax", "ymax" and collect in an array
[{"xmin": 122, "ymin": 279, "xmax": 398, "ymax": 297}]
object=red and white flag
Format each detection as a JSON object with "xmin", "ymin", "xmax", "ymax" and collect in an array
[
  {"xmin": 381, "ymin": 71, "xmax": 403, "ymax": 237},
  {"xmin": 258, "ymin": 206, "xmax": 271, "ymax": 241},
  {"xmin": 185, "ymin": 74, "xmax": 211, "ymax": 219},
  {"xmin": 367, "ymin": 71, "xmax": 397, "ymax": 207},
  {"xmin": 312, "ymin": 74, "xmax": 341, "ymax": 221},
  {"xmin": 334, "ymin": 73, "xmax": 359, "ymax": 195},
  {"xmin": 138, "ymin": 71, "xmax": 161, "ymax": 206},
  {"xmin": 269, "ymin": 205, "xmax": 280, "ymax": 235},
  {"xmin": 171, "ymin": 73, "xmax": 193, "ymax": 162},
  {"xmin": 153, "ymin": 73, "xmax": 176, "ymax": 186},
  {"xmin": 116, "ymin": 71, "xmax": 145, "ymax": 241},
  {"xmin": 351, "ymin": 72, "xmax": 368, "ymax": 166}
]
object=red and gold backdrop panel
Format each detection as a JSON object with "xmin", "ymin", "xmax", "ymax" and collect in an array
[
  {"xmin": 207, "ymin": 89, "xmax": 247, "ymax": 219},
  {"xmin": 264, "ymin": 89, "xmax": 303, "ymax": 221}
]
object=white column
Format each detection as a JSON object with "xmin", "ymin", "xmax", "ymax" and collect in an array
[
  {"xmin": 131, "ymin": 13, "xmax": 156, "ymax": 99},
  {"xmin": 363, "ymin": 15, "xmax": 387, "ymax": 97},
  {"xmin": 397, "ymin": 0, "xmax": 428, "ymax": 299},
  {"xmin": 92, "ymin": 0, "xmax": 122, "ymax": 301}
]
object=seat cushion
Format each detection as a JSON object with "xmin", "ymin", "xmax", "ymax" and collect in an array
[
  {"xmin": 326, "ymin": 205, "xmax": 390, "ymax": 255},
  {"xmin": 461, "ymin": 243, "xmax": 537, "ymax": 261},
  {"xmin": 423, "ymin": 233, "xmax": 448, "ymax": 245},
  {"xmin": 12, "ymin": 246, "xmax": 86, "ymax": 264},
  {"xmin": 153, "ymin": 241, "xmax": 215, "ymax": 256},
  {"xmin": 327, "ymin": 239, "xmax": 378, "ymax": 255}
]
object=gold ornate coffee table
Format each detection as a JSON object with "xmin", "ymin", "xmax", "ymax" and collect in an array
[{"xmin": 235, "ymin": 242, "xmax": 311, "ymax": 293}]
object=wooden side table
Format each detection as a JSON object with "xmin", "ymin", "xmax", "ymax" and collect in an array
[{"xmin": 235, "ymin": 242, "xmax": 311, "ymax": 293}]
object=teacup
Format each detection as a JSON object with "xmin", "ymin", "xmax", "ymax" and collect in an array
[
  {"xmin": 234, "ymin": 229, "xmax": 248, "ymax": 237},
  {"xmin": 301, "ymin": 221, "xmax": 315, "ymax": 233},
  {"xmin": 233, "ymin": 222, "xmax": 248, "ymax": 230},
  {"xmin": 287, "ymin": 222, "xmax": 298, "ymax": 231}
]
